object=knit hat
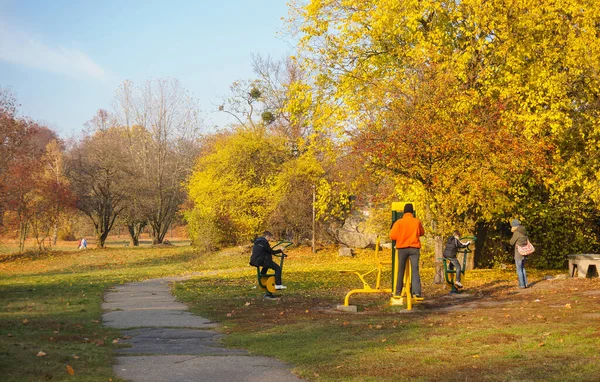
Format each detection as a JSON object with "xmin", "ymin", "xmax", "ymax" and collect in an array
[
  {"xmin": 510, "ymin": 219, "xmax": 521, "ymax": 227},
  {"xmin": 403, "ymin": 203, "xmax": 414, "ymax": 214}
]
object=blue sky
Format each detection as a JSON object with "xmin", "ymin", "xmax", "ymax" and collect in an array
[{"xmin": 0, "ymin": 0, "xmax": 295, "ymax": 137}]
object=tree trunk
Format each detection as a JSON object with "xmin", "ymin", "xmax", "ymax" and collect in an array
[
  {"xmin": 433, "ymin": 235, "xmax": 444, "ymax": 284},
  {"xmin": 474, "ymin": 222, "xmax": 489, "ymax": 269},
  {"xmin": 19, "ymin": 221, "xmax": 28, "ymax": 253},
  {"xmin": 52, "ymin": 223, "xmax": 58, "ymax": 246},
  {"xmin": 127, "ymin": 222, "xmax": 144, "ymax": 246},
  {"xmin": 98, "ymin": 230, "xmax": 109, "ymax": 248}
]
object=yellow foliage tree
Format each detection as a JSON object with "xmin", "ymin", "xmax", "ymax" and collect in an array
[
  {"xmin": 288, "ymin": 0, "xmax": 600, "ymax": 269},
  {"xmin": 186, "ymin": 128, "xmax": 289, "ymax": 247}
]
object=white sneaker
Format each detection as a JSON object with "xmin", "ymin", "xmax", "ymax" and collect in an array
[
  {"xmin": 454, "ymin": 281, "xmax": 463, "ymax": 288},
  {"xmin": 275, "ymin": 285, "xmax": 287, "ymax": 290}
]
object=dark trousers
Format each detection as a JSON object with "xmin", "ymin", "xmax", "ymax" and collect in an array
[
  {"xmin": 395, "ymin": 247, "xmax": 421, "ymax": 296},
  {"xmin": 446, "ymin": 257, "xmax": 462, "ymax": 282},
  {"xmin": 260, "ymin": 260, "xmax": 282, "ymax": 285}
]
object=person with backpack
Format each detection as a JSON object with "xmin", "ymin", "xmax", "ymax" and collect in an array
[
  {"xmin": 249, "ymin": 231, "xmax": 286, "ymax": 290},
  {"xmin": 442, "ymin": 230, "xmax": 471, "ymax": 288}
]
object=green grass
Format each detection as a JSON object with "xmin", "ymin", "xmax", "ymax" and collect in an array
[
  {"xmin": 172, "ymin": 247, "xmax": 600, "ymax": 382},
  {"xmin": 1, "ymin": 244, "xmax": 599, "ymax": 381},
  {"xmin": 0, "ymin": 245, "xmax": 202, "ymax": 381}
]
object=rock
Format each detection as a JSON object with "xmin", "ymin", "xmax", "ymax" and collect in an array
[
  {"xmin": 543, "ymin": 275, "xmax": 555, "ymax": 280},
  {"xmin": 334, "ymin": 210, "xmax": 378, "ymax": 249},
  {"xmin": 339, "ymin": 247, "xmax": 354, "ymax": 257},
  {"xmin": 554, "ymin": 274, "xmax": 569, "ymax": 279}
]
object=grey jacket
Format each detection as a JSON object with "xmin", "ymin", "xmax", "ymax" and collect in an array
[{"xmin": 509, "ymin": 225, "xmax": 529, "ymax": 261}]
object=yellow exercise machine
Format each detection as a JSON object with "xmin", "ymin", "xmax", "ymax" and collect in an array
[
  {"xmin": 337, "ymin": 202, "xmax": 424, "ymax": 311},
  {"xmin": 339, "ymin": 236, "xmax": 392, "ymax": 308},
  {"xmin": 389, "ymin": 256, "xmax": 424, "ymax": 310},
  {"xmin": 256, "ymin": 240, "xmax": 292, "ymax": 298}
]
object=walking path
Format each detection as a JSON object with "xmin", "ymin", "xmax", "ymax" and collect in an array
[{"xmin": 102, "ymin": 277, "xmax": 301, "ymax": 382}]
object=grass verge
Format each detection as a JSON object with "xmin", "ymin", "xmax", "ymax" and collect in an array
[{"xmin": 1, "ymin": 244, "xmax": 599, "ymax": 381}]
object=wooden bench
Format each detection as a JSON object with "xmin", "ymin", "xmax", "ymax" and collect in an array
[{"xmin": 568, "ymin": 254, "xmax": 600, "ymax": 278}]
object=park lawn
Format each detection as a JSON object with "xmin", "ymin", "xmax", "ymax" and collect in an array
[
  {"xmin": 0, "ymin": 245, "xmax": 205, "ymax": 382},
  {"xmin": 173, "ymin": 247, "xmax": 600, "ymax": 382},
  {"xmin": 1, "ymin": 243, "xmax": 599, "ymax": 381}
]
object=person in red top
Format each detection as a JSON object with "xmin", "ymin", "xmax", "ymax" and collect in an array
[{"xmin": 389, "ymin": 203, "xmax": 425, "ymax": 297}]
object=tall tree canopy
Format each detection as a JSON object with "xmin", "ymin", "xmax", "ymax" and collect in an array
[{"xmin": 288, "ymin": 0, "xmax": 600, "ymax": 268}]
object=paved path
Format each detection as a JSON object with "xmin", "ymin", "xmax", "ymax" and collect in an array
[{"xmin": 102, "ymin": 277, "xmax": 301, "ymax": 382}]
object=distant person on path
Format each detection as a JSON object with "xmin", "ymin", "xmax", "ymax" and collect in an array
[
  {"xmin": 389, "ymin": 203, "xmax": 425, "ymax": 297},
  {"xmin": 81, "ymin": 238, "xmax": 87, "ymax": 249},
  {"xmin": 249, "ymin": 231, "xmax": 286, "ymax": 290},
  {"xmin": 77, "ymin": 238, "xmax": 82, "ymax": 249},
  {"xmin": 442, "ymin": 230, "xmax": 471, "ymax": 289},
  {"xmin": 509, "ymin": 219, "xmax": 529, "ymax": 288}
]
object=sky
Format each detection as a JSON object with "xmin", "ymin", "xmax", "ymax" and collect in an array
[{"xmin": 0, "ymin": 0, "xmax": 295, "ymax": 137}]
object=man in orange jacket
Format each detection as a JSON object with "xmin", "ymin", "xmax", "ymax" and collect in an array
[{"xmin": 390, "ymin": 203, "xmax": 425, "ymax": 298}]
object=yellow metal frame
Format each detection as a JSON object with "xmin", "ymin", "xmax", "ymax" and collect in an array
[
  {"xmin": 390, "ymin": 256, "xmax": 424, "ymax": 310},
  {"xmin": 340, "ymin": 237, "xmax": 392, "ymax": 306}
]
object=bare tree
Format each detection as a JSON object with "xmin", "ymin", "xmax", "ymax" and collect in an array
[
  {"xmin": 66, "ymin": 127, "xmax": 130, "ymax": 248},
  {"xmin": 113, "ymin": 78, "xmax": 201, "ymax": 244}
]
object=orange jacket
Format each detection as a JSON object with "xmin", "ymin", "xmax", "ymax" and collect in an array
[{"xmin": 389, "ymin": 213, "xmax": 425, "ymax": 249}]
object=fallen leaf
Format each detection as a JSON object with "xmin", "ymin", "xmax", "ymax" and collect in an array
[
  {"xmin": 244, "ymin": 302, "xmax": 251, "ymax": 306},
  {"xmin": 472, "ymin": 354, "xmax": 480, "ymax": 358},
  {"xmin": 112, "ymin": 339, "xmax": 119, "ymax": 344},
  {"xmin": 22, "ymin": 319, "xmax": 29, "ymax": 325},
  {"xmin": 381, "ymin": 338, "xmax": 387, "ymax": 343},
  {"xmin": 538, "ymin": 342, "xmax": 545, "ymax": 347},
  {"xmin": 66, "ymin": 365, "xmax": 75, "ymax": 375},
  {"xmin": 565, "ymin": 304, "xmax": 572, "ymax": 309},
  {"xmin": 73, "ymin": 355, "xmax": 80, "ymax": 359},
  {"xmin": 37, "ymin": 351, "xmax": 47, "ymax": 357}
]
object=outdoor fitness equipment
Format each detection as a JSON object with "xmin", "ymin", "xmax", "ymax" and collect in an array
[
  {"xmin": 338, "ymin": 236, "xmax": 392, "ymax": 309},
  {"xmin": 256, "ymin": 240, "xmax": 292, "ymax": 299},
  {"xmin": 389, "ymin": 255, "xmax": 424, "ymax": 310},
  {"xmin": 441, "ymin": 236, "xmax": 477, "ymax": 294},
  {"xmin": 337, "ymin": 202, "xmax": 424, "ymax": 311}
]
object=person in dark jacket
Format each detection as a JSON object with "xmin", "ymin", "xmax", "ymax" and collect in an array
[
  {"xmin": 509, "ymin": 219, "xmax": 529, "ymax": 288},
  {"xmin": 442, "ymin": 230, "xmax": 471, "ymax": 288},
  {"xmin": 249, "ymin": 231, "xmax": 286, "ymax": 290}
]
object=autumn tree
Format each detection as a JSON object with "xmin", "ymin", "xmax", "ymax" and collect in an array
[
  {"xmin": 186, "ymin": 128, "xmax": 289, "ymax": 248},
  {"xmin": 28, "ymin": 139, "xmax": 76, "ymax": 249},
  {"xmin": 288, "ymin": 0, "xmax": 600, "ymax": 271}
]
